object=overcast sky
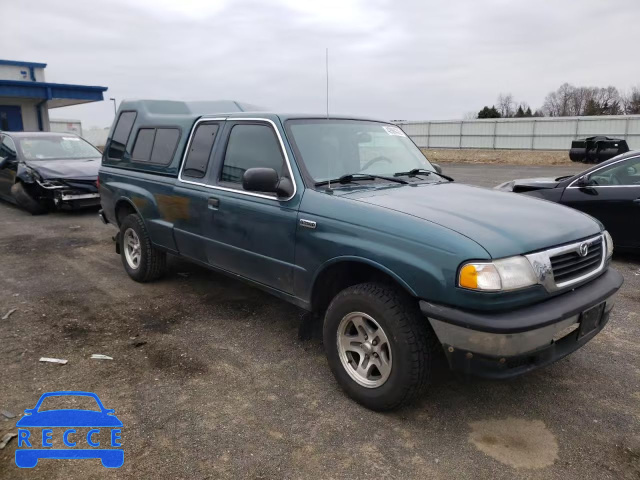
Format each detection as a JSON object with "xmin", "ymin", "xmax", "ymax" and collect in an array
[{"xmin": 4, "ymin": 0, "xmax": 640, "ymax": 128}]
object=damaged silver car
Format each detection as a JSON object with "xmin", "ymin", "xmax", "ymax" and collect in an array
[{"xmin": 0, "ymin": 132, "xmax": 101, "ymax": 215}]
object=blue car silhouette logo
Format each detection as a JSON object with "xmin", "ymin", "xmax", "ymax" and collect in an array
[{"xmin": 15, "ymin": 391, "xmax": 123, "ymax": 468}]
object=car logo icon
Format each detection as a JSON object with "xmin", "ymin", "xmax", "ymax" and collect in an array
[
  {"xmin": 15, "ymin": 391, "xmax": 123, "ymax": 469},
  {"xmin": 578, "ymin": 242, "xmax": 589, "ymax": 257}
]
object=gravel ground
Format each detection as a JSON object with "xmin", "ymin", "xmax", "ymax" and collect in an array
[
  {"xmin": 423, "ymin": 149, "xmax": 573, "ymax": 166},
  {"xmin": 1, "ymin": 164, "xmax": 639, "ymax": 479}
]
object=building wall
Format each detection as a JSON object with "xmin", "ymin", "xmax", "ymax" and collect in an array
[
  {"xmin": 50, "ymin": 119, "xmax": 82, "ymax": 136},
  {"xmin": 397, "ymin": 115, "xmax": 640, "ymax": 151},
  {"xmin": 0, "ymin": 97, "xmax": 47, "ymax": 131},
  {"xmin": 0, "ymin": 64, "xmax": 45, "ymax": 82}
]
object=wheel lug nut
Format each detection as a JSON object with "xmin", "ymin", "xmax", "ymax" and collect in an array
[{"xmin": 372, "ymin": 340, "xmax": 377, "ymax": 346}]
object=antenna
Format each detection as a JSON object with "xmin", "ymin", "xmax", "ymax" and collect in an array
[
  {"xmin": 326, "ymin": 48, "xmax": 329, "ymax": 118},
  {"xmin": 326, "ymin": 47, "xmax": 331, "ymax": 190}
]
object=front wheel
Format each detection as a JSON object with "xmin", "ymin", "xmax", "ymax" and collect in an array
[
  {"xmin": 323, "ymin": 282, "xmax": 438, "ymax": 411},
  {"xmin": 119, "ymin": 214, "xmax": 166, "ymax": 282}
]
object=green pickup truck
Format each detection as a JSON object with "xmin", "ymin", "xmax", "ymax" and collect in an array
[{"xmin": 98, "ymin": 100, "xmax": 623, "ymax": 410}]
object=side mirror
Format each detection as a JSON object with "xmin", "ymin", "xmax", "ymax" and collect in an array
[
  {"xmin": 0, "ymin": 156, "xmax": 11, "ymax": 169},
  {"xmin": 24, "ymin": 408, "xmax": 35, "ymax": 415},
  {"xmin": 432, "ymin": 163, "xmax": 443, "ymax": 174},
  {"xmin": 576, "ymin": 174, "xmax": 589, "ymax": 187},
  {"xmin": 242, "ymin": 168, "xmax": 294, "ymax": 198}
]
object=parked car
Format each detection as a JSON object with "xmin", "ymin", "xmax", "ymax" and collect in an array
[
  {"xmin": 99, "ymin": 100, "xmax": 622, "ymax": 411},
  {"xmin": 0, "ymin": 131, "xmax": 101, "ymax": 214},
  {"xmin": 496, "ymin": 151, "xmax": 640, "ymax": 252}
]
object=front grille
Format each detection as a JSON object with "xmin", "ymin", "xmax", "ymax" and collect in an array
[{"xmin": 550, "ymin": 238, "xmax": 603, "ymax": 284}]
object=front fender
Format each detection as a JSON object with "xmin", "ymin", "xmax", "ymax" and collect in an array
[{"xmin": 311, "ymin": 255, "xmax": 420, "ymax": 297}]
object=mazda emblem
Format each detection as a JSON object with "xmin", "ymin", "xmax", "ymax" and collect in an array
[{"xmin": 578, "ymin": 242, "xmax": 589, "ymax": 257}]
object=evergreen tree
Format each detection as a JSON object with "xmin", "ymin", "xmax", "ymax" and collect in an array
[
  {"xmin": 514, "ymin": 106, "xmax": 525, "ymax": 117},
  {"xmin": 477, "ymin": 106, "xmax": 501, "ymax": 119}
]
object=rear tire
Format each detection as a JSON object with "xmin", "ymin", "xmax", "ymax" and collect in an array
[
  {"xmin": 11, "ymin": 182, "xmax": 47, "ymax": 215},
  {"xmin": 323, "ymin": 282, "xmax": 438, "ymax": 411},
  {"xmin": 119, "ymin": 214, "xmax": 166, "ymax": 282}
]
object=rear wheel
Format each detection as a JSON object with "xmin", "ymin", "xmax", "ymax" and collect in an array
[
  {"xmin": 323, "ymin": 282, "xmax": 438, "ymax": 411},
  {"xmin": 11, "ymin": 182, "xmax": 47, "ymax": 215},
  {"xmin": 119, "ymin": 214, "xmax": 166, "ymax": 282}
]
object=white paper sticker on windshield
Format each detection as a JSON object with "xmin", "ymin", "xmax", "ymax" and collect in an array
[
  {"xmin": 62, "ymin": 136, "xmax": 81, "ymax": 141},
  {"xmin": 382, "ymin": 126, "xmax": 406, "ymax": 137}
]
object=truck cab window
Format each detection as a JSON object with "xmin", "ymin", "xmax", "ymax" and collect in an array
[{"xmin": 221, "ymin": 124, "xmax": 285, "ymax": 186}]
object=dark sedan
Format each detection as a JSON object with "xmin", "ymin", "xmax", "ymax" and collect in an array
[
  {"xmin": 496, "ymin": 151, "xmax": 640, "ymax": 251},
  {"xmin": 0, "ymin": 131, "xmax": 101, "ymax": 214}
]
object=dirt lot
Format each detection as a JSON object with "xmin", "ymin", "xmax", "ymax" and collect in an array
[
  {"xmin": 423, "ymin": 149, "xmax": 572, "ymax": 166},
  {"xmin": 1, "ymin": 164, "xmax": 639, "ymax": 479}
]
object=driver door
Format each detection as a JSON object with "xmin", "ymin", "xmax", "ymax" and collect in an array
[
  {"xmin": 561, "ymin": 155, "xmax": 640, "ymax": 249},
  {"xmin": 0, "ymin": 135, "xmax": 18, "ymax": 201}
]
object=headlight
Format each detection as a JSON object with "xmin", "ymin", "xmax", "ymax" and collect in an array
[
  {"xmin": 604, "ymin": 231, "xmax": 614, "ymax": 259},
  {"xmin": 459, "ymin": 256, "xmax": 537, "ymax": 291}
]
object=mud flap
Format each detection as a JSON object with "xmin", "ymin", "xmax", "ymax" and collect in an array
[{"xmin": 113, "ymin": 234, "xmax": 121, "ymax": 254}]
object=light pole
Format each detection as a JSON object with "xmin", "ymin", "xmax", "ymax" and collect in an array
[{"xmin": 110, "ymin": 98, "xmax": 117, "ymax": 115}]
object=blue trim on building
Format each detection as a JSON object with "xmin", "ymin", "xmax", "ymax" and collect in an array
[
  {"xmin": 0, "ymin": 80, "xmax": 107, "ymax": 102},
  {"xmin": 0, "ymin": 59, "xmax": 47, "ymax": 68}
]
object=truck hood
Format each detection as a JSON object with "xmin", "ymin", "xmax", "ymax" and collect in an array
[
  {"xmin": 495, "ymin": 177, "xmax": 560, "ymax": 192},
  {"xmin": 344, "ymin": 182, "xmax": 600, "ymax": 258},
  {"xmin": 25, "ymin": 157, "xmax": 101, "ymax": 180}
]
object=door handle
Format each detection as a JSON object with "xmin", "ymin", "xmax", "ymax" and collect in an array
[{"xmin": 208, "ymin": 197, "xmax": 220, "ymax": 209}]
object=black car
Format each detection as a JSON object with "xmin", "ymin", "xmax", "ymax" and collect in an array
[
  {"xmin": 0, "ymin": 131, "xmax": 101, "ymax": 214},
  {"xmin": 496, "ymin": 151, "xmax": 640, "ymax": 251}
]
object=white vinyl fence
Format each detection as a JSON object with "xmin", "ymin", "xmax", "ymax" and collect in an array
[{"xmin": 397, "ymin": 115, "xmax": 640, "ymax": 151}]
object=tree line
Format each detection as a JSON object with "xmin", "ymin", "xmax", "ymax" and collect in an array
[{"xmin": 476, "ymin": 84, "xmax": 640, "ymax": 119}]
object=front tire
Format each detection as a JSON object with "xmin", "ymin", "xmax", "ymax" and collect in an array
[
  {"xmin": 323, "ymin": 282, "xmax": 438, "ymax": 411},
  {"xmin": 119, "ymin": 214, "xmax": 166, "ymax": 282}
]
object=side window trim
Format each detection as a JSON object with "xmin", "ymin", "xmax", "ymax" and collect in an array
[
  {"xmin": 178, "ymin": 117, "xmax": 297, "ymax": 201},
  {"xmin": 567, "ymin": 154, "xmax": 640, "ymax": 189}
]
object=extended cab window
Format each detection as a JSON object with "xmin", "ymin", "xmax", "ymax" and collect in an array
[
  {"xmin": 221, "ymin": 124, "xmax": 284, "ymax": 185},
  {"xmin": 131, "ymin": 127, "xmax": 180, "ymax": 165},
  {"xmin": 108, "ymin": 111, "xmax": 137, "ymax": 160},
  {"xmin": 182, "ymin": 123, "xmax": 218, "ymax": 179}
]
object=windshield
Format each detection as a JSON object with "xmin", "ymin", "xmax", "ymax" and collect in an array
[
  {"xmin": 16, "ymin": 135, "xmax": 101, "ymax": 161},
  {"xmin": 286, "ymin": 119, "xmax": 435, "ymax": 184}
]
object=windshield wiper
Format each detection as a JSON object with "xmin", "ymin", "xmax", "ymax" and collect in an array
[
  {"xmin": 393, "ymin": 168, "xmax": 454, "ymax": 182},
  {"xmin": 315, "ymin": 173, "xmax": 408, "ymax": 187}
]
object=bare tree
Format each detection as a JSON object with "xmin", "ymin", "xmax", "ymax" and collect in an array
[
  {"xmin": 622, "ymin": 86, "xmax": 640, "ymax": 114},
  {"xmin": 497, "ymin": 93, "xmax": 515, "ymax": 118},
  {"xmin": 543, "ymin": 83, "xmax": 575, "ymax": 117}
]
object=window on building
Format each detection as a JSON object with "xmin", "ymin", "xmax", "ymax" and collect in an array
[
  {"xmin": 220, "ymin": 124, "xmax": 285, "ymax": 185},
  {"xmin": 108, "ymin": 111, "xmax": 137, "ymax": 160},
  {"xmin": 182, "ymin": 123, "xmax": 218, "ymax": 179}
]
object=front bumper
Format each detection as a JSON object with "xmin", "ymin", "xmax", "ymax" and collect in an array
[
  {"xmin": 54, "ymin": 191, "xmax": 101, "ymax": 209},
  {"xmin": 420, "ymin": 268, "xmax": 623, "ymax": 379}
]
